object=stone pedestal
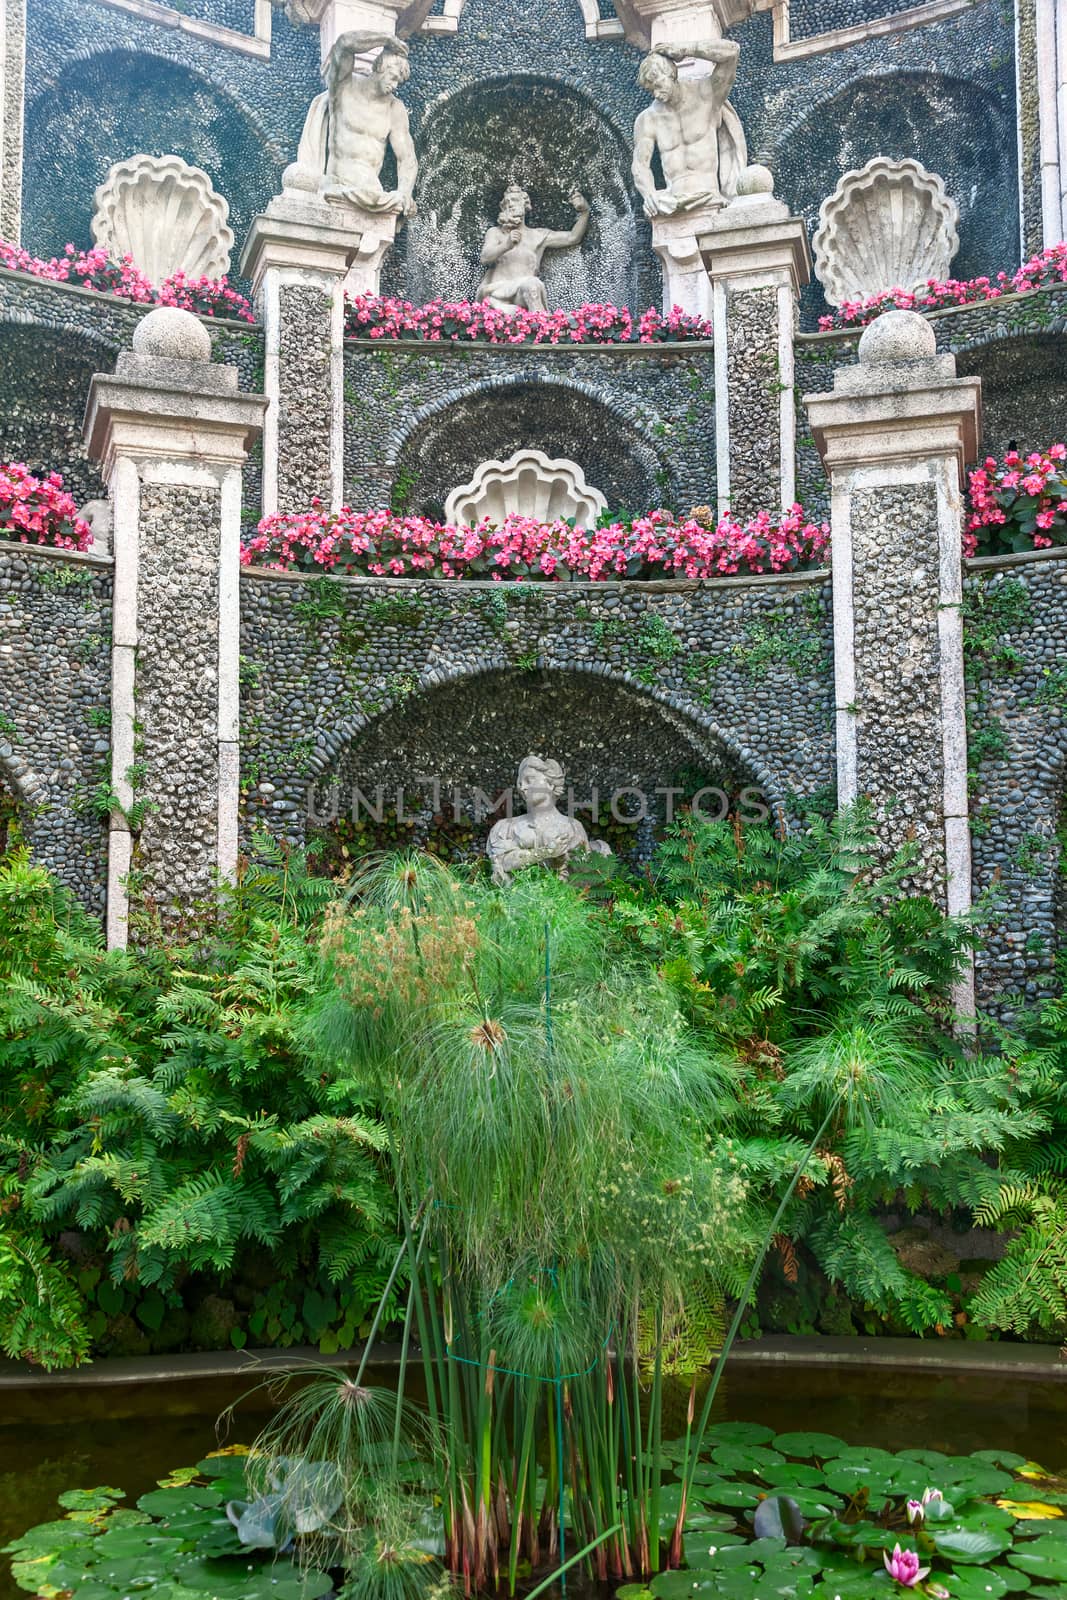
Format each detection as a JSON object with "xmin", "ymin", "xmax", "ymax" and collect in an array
[
  {"xmin": 650, "ymin": 204, "xmax": 723, "ymax": 320},
  {"xmin": 84, "ymin": 308, "xmax": 267, "ymax": 949},
  {"xmin": 240, "ymin": 195, "xmax": 371, "ymax": 516},
  {"xmin": 804, "ymin": 310, "xmax": 981, "ymax": 1004},
  {"xmin": 614, "ymin": 0, "xmax": 757, "ymax": 51},
  {"xmin": 697, "ymin": 196, "xmax": 809, "ymax": 517}
]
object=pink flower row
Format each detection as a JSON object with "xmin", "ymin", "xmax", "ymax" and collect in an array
[
  {"xmin": 241, "ymin": 501, "xmax": 830, "ymax": 581},
  {"xmin": 817, "ymin": 243, "xmax": 1067, "ymax": 331},
  {"xmin": 966, "ymin": 442, "xmax": 1067, "ymax": 558},
  {"xmin": 345, "ymin": 294, "xmax": 713, "ymax": 345},
  {"xmin": 0, "ymin": 241, "xmax": 254, "ymax": 322},
  {"xmin": 0, "ymin": 462, "xmax": 92, "ymax": 551}
]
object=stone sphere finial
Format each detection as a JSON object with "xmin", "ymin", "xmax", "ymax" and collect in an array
[
  {"xmin": 857, "ymin": 308, "xmax": 937, "ymax": 366},
  {"xmin": 132, "ymin": 306, "xmax": 212, "ymax": 363},
  {"xmin": 736, "ymin": 163, "xmax": 775, "ymax": 197}
]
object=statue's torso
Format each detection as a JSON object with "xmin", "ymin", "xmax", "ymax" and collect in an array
[
  {"xmin": 328, "ymin": 82, "xmax": 393, "ymax": 178},
  {"xmin": 483, "ymin": 226, "xmax": 550, "ymax": 288},
  {"xmin": 650, "ymin": 90, "xmax": 723, "ymax": 184}
]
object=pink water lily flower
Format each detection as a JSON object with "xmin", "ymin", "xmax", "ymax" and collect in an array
[
  {"xmin": 884, "ymin": 1544, "xmax": 930, "ymax": 1587},
  {"xmin": 905, "ymin": 1498, "xmax": 924, "ymax": 1525}
]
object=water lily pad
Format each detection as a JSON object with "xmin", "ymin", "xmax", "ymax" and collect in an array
[
  {"xmin": 995, "ymin": 1499, "xmax": 1066, "ymax": 1521},
  {"xmin": 1005, "ymin": 1534, "xmax": 1067, "ymax": 1580},
  {"xmin": 137, "ymin": 1487, "xmax": 222, "ymax": 1518},
  {"xmin": 711, "ymin": 1445, "xmax": 786, "ymax": 1476},
  {"xmin": 683, "ymin": 1510, "xmax": 740, "ymax": 1533},
  {"xmin": 972, "ymin": 1451, "xmax": 1029, "ymax": 1472},
  {"xmin": 704, "ymin": 1423, "xmax": 777, "ymax": 1448},
  {"xmin": 933, "ymin": 1526, "xmax": 1013, "ymax": 1564},
  {"xmin": 692, "ymin": 1481, "xmax": 761, "ymax": 1509},
  {"xmin": 822, "ymin": 1465, "xmax": 895, "ymax": 1500},
  {"xmin": 616, "ymin": 1586, "xmax": 654, "ymax": 1600},
  {"xmin": 773, "ymin": 1434, "xmax": 846, "ymax": 1461},
  {"xmin": 56, "ymin": 1489, "xmax": 126, "ymax": 1513},
  {"xmin": 649, "ymin": 1568, "xmax": 726, "ymax": 1597},
  {"xmin": 762, "ymin": 1465, "xmax": 828, "ymax": 1491}
]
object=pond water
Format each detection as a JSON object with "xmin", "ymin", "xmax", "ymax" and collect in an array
[{"xmin": 3, "ymin": 1360, "xmax": 1066, "ymax": 1600}]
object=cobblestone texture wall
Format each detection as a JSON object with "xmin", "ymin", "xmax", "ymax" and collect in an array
[
  {"xmin": 0, "ymin": 548, "xmax": 111, "ymax": 912},
  {"xmin": 966, "ymin": 552, "xmax": 1067, "ymax": 1011},
  {"xmin": 278, "ymin": 282, "xmax": 333, "ymax": 511},
  {"xmin": 850, "ymin": 482, "xmax": 947, "ymax": 895},
  {"xmin": 135, "ymin": 484, "xmax": 221, "ymax": 913},
  {"xmin": 726, "ymin": 286, "xmax": 781, "ymax": 519},
  {"xmin": 1, "ymin": 0, "xmax": 25, "ymax": 242},
  {"xmin": 1017, "ymin": 0, "xmax": 1042, "ymax": 258},
  {"xmin": 343, "ymin": 340, "xmax": 716, "ymax": 517},
  {"xmin": 238, "ymin": 569, "xmax": 836, "ymax": 850}
]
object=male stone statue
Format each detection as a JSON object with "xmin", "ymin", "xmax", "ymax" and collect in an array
[
  {"xmin": 632, "ymin": 41, "xmax": 748, "ymax": 216},
  {"xmin": 292, "ymin": 33, "xmax": 417, "ymax": 216},
  {"xmin": 486, "ymin": 754, "xmax": 612, "ymax": 886},
  {"xmin": 475, "ymin": 184, "xmax": 591, "ymax": 313}
]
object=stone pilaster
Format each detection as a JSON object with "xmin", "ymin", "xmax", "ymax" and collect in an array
[
  {"xmin": 0, "ymin": 0, "xmax": 26, "ymax": 241},
  {"xmin": 804, "ymin": 310, "xmax": 981, "ymax": 1001},
  {"xmin": 697, "ymin": 196, "xmax": 809, "ymax": 518},
  {"xmin": 84, "ymin": 309, "xmax": 267, "ymax": 948},
  {"xmin": 241, "ymin": 196, "xmax": 370, "ymax": 516},
  {"xmin": 287, "ymin": 0, "xmax": 425, "ymax": 64}
]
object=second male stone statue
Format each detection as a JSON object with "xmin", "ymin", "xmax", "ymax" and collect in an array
[
  {"xmin": 292, "ymin": 33, "xmax": 418, "ymax": 218},
  {"xmin": 632, "ymin": 41, "xmax": 748, "ymax": 216}
]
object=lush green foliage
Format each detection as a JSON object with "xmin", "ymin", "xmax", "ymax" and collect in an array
[
  {"xmin": 0, "ymin": 840, "xmax": 401, "ymax": 1368},
  {"xmin": 607, "ymin": 811, "xmax": 1051, "ymax": 1337}
]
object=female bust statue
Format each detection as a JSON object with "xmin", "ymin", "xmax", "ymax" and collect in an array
[{"xmin": 486, "ymin": 754, "xmax": 612, "ymax": 886}]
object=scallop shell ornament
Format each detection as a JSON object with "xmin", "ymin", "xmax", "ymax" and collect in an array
[
  {"xmin": 444, "ymin": 450, "xmax": 607, "ymax": 527},
  {"xmin": 812, "ymin": 157, "xmax": 960, "ymax": 308},
  {"xmin": 91, "ymin": 154, "xmax": 235, "ymax": 285}
]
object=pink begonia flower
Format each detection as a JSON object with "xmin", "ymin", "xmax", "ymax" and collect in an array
[
  {"xmin": 817, "ymin": 241, "xmax": 1067, "ymax": 330},
  {"xmin": 883, "ymin": 1544, "xmax": 930, "ymax": 1588},
  {"xmin": 0, "ymin": 236, "xmax": 253, "ymax": 320}
]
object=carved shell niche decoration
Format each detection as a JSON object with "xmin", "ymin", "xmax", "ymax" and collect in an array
[
  {"xmin": 812, "ymin": 157, "xmax": 960, "ymax": 307},
  {"xmin": 444, "ymin": 450, "xmax": 608, "ymax": 527},
  {"xmin": 91, "ymin": 155, "xmax": 235, "ymax": 285}
]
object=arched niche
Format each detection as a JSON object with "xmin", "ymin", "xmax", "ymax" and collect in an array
[
  {"xmin": 401, "ymin": 76, "xmax": 641, "ymax": 309},
  {"xmin": 306, "ymin": 665, "xmax": 774, "ymax": 868},
  {"xmin": 0, "ymin": 322, "xmax": 112, "ymax": 507},
  {"xmin": 956, "ymin": 335, "xmax": 1067, "ymax": 460},
  {"xmin": 22, "ymin": 51, "xmax": 283, "ymax": 268},
  {"xmin": 391, "ymin": 379, "xmax": 672, "ymax": 518},
  {"xmin": 771, "ymin": 71, "xmax": 1017, "ymax": 325}
]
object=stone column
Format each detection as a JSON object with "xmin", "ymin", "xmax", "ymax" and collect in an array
[
  {"xmin": 241, "ymin": 195, "xmax": 369, "ymax": 516},
  {"xmin": 804, "ymin": 310, "xmax": 981, "ymax": 1001},
  {"xmin": 84, "ymin": 308, "xmax": 267, "ymax": 949},
  {"xmin": 697, "ymin": 192, "xmax": 809, "ymax": 518},
  {"xmin": 0, "ymin": 0, "xmax": 26, "ymax": 241}
]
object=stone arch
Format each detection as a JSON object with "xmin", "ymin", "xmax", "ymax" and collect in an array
[
  {"xmin": 402, "ymin": 74, "xmax": 641, "ymax": 308},
  {"xmin": 386, "ymin": 376, "xmax": 675, "ymax": 518},
  {"xmin": 22, "ymin": 49, "xmax": 283, "ymax": 266},
  {"xmin": 426, "ymin": 0, "xmax": 603, "ymax": 34},
  {"xmin": 950, "ymin": 333, "xmax": 1067, "ymax": 460},
  {"xmin": 298, "ymin": 659, "xmax": 786, "ymax": 866},
  {"xmin": 0, "ymin": 318, "xmax": 117, "ymax": 506},
  {"xmin": 770, "ymin": 69, "xmax": 1018, "ymax": 324}
]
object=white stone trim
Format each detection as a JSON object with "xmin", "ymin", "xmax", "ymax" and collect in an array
[
  {"xmin": 107, "ymin": 454, "xmax": 140, "ymax": 951},
  {"xmin": 0, "ymin": 0, "xmax": 25, "ymax": 242},
  {"xmin": 760, "ymin": 0, "xmax": 975, "ymax": 61},
  {"xmin": 934, "ymin": 453, "xmax": 974, "ymax": 1011},
  {"xmin": 218, "ymin": 467, "xmax": 242, "ymax": 885},
  {"xmin": 777, "ymin": 281, "xmax": 795, "ymax": 508},
  {"xmin": 1016, "ymin": 0, "xmax": 1027, "ymax": 249},
  {"xmin": 331, "ymin": 276, "xmax": 346, "ymax": 514},
  {"xmin": 91, "ymin": 0, "xmax": 271, "ymax": 58},
  {"xmin": 712, "ymin": 278, "xmax": 730, "ymax": 515},
  {"xmin": 261, "ymin": 269, "xmax": 281, "ymax": 517}
]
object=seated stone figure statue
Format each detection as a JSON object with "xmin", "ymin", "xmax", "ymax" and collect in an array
[
  {"xmin": 290, "ymin": 33, "xmax": 417, "ymax": 217},
  {"xmin": 476, "ymin": 184, "xmax": 590, "ymax": 313},
  {"xmin": 487, "ymin": 754, "xmax": 612, "ymax": 886},
  {"xmin": 632, "ymin": 41, "xmax": 747, "ymax": 215}
]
